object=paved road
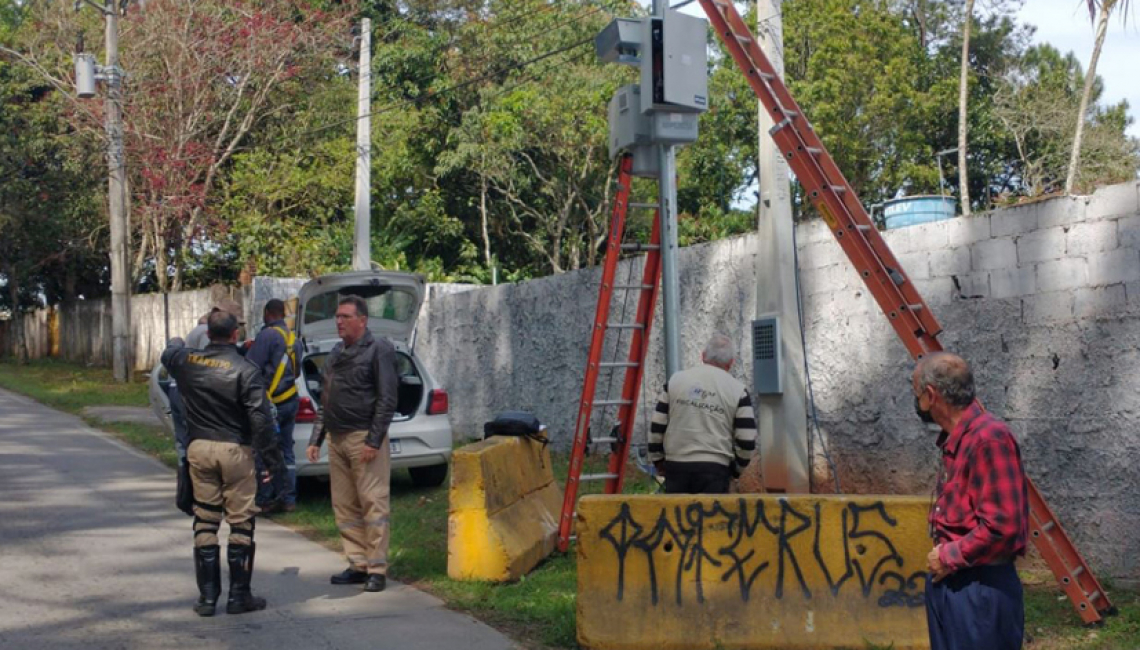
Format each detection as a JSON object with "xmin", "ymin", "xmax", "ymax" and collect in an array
[{"xmin": 0, "ymin": 387, "xmax": 518, "ymax": 650}]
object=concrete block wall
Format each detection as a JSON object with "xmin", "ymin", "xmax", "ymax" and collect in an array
[{"xmin": 420, "ymin": 180, "xmax": 1140, "ymax": 582}]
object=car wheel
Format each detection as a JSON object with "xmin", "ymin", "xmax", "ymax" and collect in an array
[{"xmin": 408, "ymin": 463, "xmax": 449, "ymax": 488}]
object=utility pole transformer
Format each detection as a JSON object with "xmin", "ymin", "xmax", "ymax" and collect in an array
[
  {"xmin": 76, "ymin": 0, "xmax": 132, "ymax": 382},
  {"xmin": 352, "ymin": 18, "xmax": 372, "ymax": 272}
]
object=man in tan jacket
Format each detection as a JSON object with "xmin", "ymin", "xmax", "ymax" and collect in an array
[
  {"xmin": 306, "ymin": 295, "xmax": 399, "ymax": 593},
  {"xmin": 648, "ymin": 332, "xmax": 758, "ymax": 494}
]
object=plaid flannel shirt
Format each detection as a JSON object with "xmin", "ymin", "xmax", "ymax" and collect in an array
[{"xmin": 930, "ymin": 400, "xmax": 1029, "ymax": 571}]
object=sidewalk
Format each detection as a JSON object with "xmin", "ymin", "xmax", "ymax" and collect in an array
[{"xmin": 0, "ymin": 387, "xmax": 518, "ymax": 650}]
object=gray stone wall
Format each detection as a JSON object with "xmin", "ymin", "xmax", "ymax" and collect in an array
[{"xmin": 417, "ymin": 180, "xmax": 1140, "ymax": 582}]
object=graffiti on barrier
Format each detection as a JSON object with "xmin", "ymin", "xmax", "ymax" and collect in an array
[{"xmin": 598, "ymin": 499, "xmax": 926, "ymax": 608}]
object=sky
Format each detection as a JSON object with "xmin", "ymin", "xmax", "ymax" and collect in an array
[{"xmin": 642, "ymin": 0, "xmax": 1140, "ymax": 138}]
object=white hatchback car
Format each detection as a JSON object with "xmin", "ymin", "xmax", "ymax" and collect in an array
[{"xmin": 149, "ymin": 270, "xmax": 453, "ymax": 487}]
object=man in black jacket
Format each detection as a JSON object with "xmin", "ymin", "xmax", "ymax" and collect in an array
[
  {"xmin": 162, "ymin": 311, "xmax": 285, "ymax": 617},
  {"xmin": 306, "ymin": 294, "xmax": 399, "ymax": 593}
]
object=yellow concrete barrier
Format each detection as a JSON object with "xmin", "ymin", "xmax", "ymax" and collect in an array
[
  {"xmin": 448, "ymin": 436, "xmax": 563, "ymax": 582},
  {"xmin": 577, "ymin": 495, "xmax": 932, "ymax": 650}
]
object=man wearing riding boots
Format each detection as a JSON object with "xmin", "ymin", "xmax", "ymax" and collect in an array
[
  {"xmin": 162, "ymin": 310, "xmax": 285, "ymax": 617},
  {"xmin": 246, "ymin": 298, "xmax": 304, "ymax": 513},
  {"xmin": 306, "ymin": 295, "xmax": 399, "ymax": 593}
]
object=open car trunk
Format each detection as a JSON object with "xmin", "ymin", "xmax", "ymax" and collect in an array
[{"xmin": 300, "ymin": 350, "xmax": 424, "ymax": 422}]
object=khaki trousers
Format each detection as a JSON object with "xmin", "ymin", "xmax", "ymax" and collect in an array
[
  {"xmin": 329, "ymin": 430, "xmax": 391, "ymax": 576},
  {"xmin": 187, "ymin": 439, "xmax": 257, "ymax": 547}
]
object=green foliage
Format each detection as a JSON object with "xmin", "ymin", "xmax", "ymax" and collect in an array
[{"xmin": 4, "ymin": 0, "xmax": 1138, "ymax": 294}]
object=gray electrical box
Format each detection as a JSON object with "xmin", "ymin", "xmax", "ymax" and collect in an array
[
  {"xmin": 75, "ymin": 53, "xmax": 97, "ymax": 99},
  {"xmin": 753, "ymin": 315, "xmax": 782, "ymax": 395},
  {"xmin": 640, "ymin": 10, "xmax": 709, "ymax": 115},
  {"xmin": 596, "ymin": 18, "xmax": 643, "ymax": 66},
  {"xmin": 608, "ymin": 85, "xmax": 699, "ymax": 160}
]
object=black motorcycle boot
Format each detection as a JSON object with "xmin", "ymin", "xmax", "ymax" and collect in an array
[
  {"xmin": 193, "ymin": 545, "xmax": 222, "ymax": 617},
  {"xmin": 226, "ymin": 543, "xmax": 267, "ymax": 614}
]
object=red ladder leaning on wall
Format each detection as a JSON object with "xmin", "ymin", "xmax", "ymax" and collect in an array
[
  {"xmin": 696, "ymin": 0, "xmax": 1115, "ymax": 625},
  {"xmin": 557, "ymin": 154, "xmax": 663, "ymax": 553}
]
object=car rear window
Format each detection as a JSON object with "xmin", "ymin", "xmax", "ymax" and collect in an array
[{"xmin": 303, "ymin": 286, "xmax": 418, "ymax": 325}]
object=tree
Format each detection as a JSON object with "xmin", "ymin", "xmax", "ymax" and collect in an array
[
  {"xmin": 956, "ymin": 0, "xmax": 975, "ymax": 215},
  {"xmin": 0, "ymin": 53, "xmax": 102, "ymax": 360},
  {"xmin": 1064, "ymin": 0, "xmax": 1132, "ymax": 194},
  {"xmin": 16, "ymin": 0, "xmax": 354, "ymax": 291},
  {"xmin": 784, "ymin": 0, "xmax": 942, "ymax": 206}
]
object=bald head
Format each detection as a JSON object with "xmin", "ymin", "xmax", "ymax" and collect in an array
[{"xmin": 913, "ymin": 352, "xmax": 975, "ymax": 409}]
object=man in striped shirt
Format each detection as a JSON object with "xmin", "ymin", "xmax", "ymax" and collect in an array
[{"xmin": 648, "ymin": 332, "xmax": 758, "ymax": 494}]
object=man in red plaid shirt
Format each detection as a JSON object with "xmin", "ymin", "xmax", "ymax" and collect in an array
[{"xmin": 915, "ymin": 352, "xmax": 1028, "ymax": 650}]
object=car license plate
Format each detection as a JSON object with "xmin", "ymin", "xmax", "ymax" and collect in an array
[{"xmin": 390, "ymin": 439, "xmax": 401, "ymax": 455}]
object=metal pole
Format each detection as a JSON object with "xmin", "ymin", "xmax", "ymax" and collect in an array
[
  {"xmin": 105, "ymin": 0, "xmax": 132, "ymax": 382},
  {"xmin": 649, "ymin": 0, "xmax": 683, "ymax": 378},
  {"xmin": 658, "ymin": 144, "xmax": 682, "ymax": 378},
  {"xmin": 352, "ymin": 18, "xmax": 372, "ymax": 272}
]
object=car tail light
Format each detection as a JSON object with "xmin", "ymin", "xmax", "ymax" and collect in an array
[
  {"xmin": 296, "ymin": 396, "xmax": 317, "ymax": 423},
  {"xmin": 427, "ymin": 389, "xmax": 449, "ymax": 416}
]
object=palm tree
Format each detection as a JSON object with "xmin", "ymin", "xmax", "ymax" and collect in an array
[
  {"xmin": 1064, "ymin": 0, "xmax": 1131, "ymax": 194},
  {"xmin": 957, "ymin": 0, "xmax": 975, "ymax": 215}
]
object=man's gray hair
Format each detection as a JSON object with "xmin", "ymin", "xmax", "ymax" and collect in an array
[
  {"xmin": 703, "ymin": 332, "xmax": 735, "ymax": 366},
  {"xmin": 917, "ymin": 352, "xmax": 976, "ymax": 408}
]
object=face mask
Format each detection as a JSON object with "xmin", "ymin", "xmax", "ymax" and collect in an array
[{"xmin": 914, "ymin": 394, "xmax": 936, "ymax": 424}]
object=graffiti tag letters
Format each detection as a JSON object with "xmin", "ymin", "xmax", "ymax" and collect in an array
[{"xmin": 598, "ymin": 498, "xmax": 926, "ymax": 608}]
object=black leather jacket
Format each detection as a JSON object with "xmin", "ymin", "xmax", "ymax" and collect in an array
[
  {"xmin": 162, "ymin": 339, "xmax": 284, "ymax": 474},
  {"xmin": 308, "ymin": 330, "xmax": 399, "ymax": 450}
]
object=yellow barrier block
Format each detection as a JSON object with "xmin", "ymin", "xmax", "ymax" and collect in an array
[
  {"xmin": 577, "ymin": 495, "xmax": 932, "ymax": 650},
  {"xmin": 448, "ymin": 436, "xmax": 563, "ymax": 582}
]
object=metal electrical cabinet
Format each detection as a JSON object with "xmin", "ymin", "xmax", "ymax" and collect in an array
[{"xmin": 641, "ymin": 10, "xmax": 708, "ymax": 115}]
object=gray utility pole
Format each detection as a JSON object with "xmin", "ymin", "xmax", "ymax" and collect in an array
[
  {"xmin": 652, "ymin": 0, "xmax": 682, "ymax": 379},
  {"xmin": 755, "ymin": 0, "xmax": 809, "ymax": 493},
  {"xmin": 76, "ymin": 0, "xmax": 135, "ymax": 382},
  {"xmin": 77, "ymin": 0, "xmax": 132, "ymax": 381},
  {"xmin": 352, "ymin": 17, "xmax": 372, "ymax": 272}
]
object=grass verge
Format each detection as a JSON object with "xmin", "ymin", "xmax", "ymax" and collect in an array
[{"xmin": 1, "ymin": 359, "xmax": 1136, "ymax": 649}]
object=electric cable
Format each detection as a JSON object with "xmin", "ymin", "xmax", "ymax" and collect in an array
[{"xmin": 791, "ymin": 221, "xmax": 842, "ymax": 494}]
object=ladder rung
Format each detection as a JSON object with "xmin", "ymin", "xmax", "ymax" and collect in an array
[
  {"xmin": 614, "ymin": 284, "xmax": 654, "ymax": 290},
  {"xmin": 806, "ymin": 146, "xmax": 822, "ymax": 155},
  {"xmin": 829, "ymin": 185, "xmax": 847, "ymax": 194},
  {"xmin": 629, "ymin": 202, "xmax": 660, "ymax": 209},
  {"xmin": 590, "ymin": 437, "xmax": 619, "ymax": 445},
  {"xmin": 1087, "ymin": 590, "xmax": 1103, "ymax": 602},
  {"xmin": 621, "ymin": 243, "xmax": 660, "ymax": 252},
  {"xmin": 908, "ymin": 304, "xmax": 923, "ymax": 312},
  {"xmin": 580, "ymin": 473, "xmax": 619, "ymax": 482},
  {"xmin": 1073, "ymin": 566, "xmax": 1086, "ymax": 578},
  {"xmin": 757, "ymin": 70, "xmax": 775, "ymax": 81},
  {"xmin": 608, "ymin": 323, "xmax": 644, "ymax": 330},
  {"xmin": 1041, "ymin": 521, "xmax": 1056, "ymax": 533},
  {"xmin": 781, "ymin": 108, "xmax": 800, "ymax": 118},
  {"xmin": 599, "ymin": 361, "xmax": 639, "ymax": 368},
  {"xmin": 593, "ymin": 399, "xmax": 632, "ymax": 407},
  {"xmin": 735, "ymin": 34, "xmax": 752, "ymax": 46},
  {"xmin": 856, "ymin": 224, "xmax": 872, "ymax": 232}
]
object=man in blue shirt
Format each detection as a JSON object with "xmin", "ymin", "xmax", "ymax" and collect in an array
[{"xmin": 245, "ymin": 299, "xmax": 303, "ymax": 512}]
